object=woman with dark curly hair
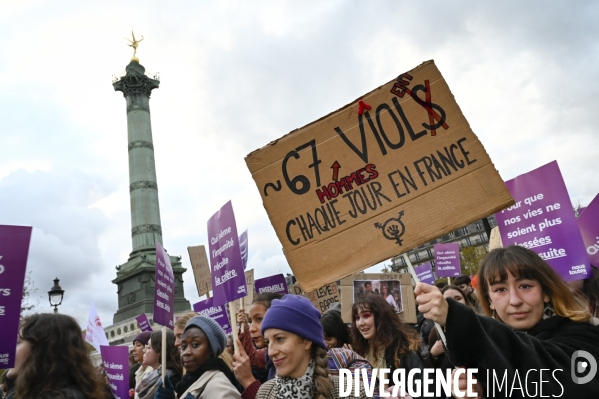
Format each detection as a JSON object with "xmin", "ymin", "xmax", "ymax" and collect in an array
[
  {"xmin": 7, "ymin": 313, "xmax": 110, "ymax": 399},
  {"xmin": 351, "ymin": 294, "xmax": 423, "ymax": 392},
  {"xmin": 135, "ymin": 330, "xmax": 182, "ymax": 399}
]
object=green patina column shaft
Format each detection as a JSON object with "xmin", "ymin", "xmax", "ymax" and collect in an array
[{"xmin": 111, "ymin": 59, "xmax": 190, "ymax": 323}]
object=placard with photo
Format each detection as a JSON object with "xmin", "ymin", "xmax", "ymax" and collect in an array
[{"xmin": 353, "ymin": 280, "xmax": 403, "ymax": 313}]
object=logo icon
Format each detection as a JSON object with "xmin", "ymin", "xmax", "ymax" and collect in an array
[
  {"xmin": 571, "ymin": 350, "xmax": 597, "ymax": 384},
  {"xmin": 94, "ymin": 316, "xmax": 102, "ymax": 327},
  {"xmin": 374, "ymin": 211, "xmax": 406, "ymax": 246}
]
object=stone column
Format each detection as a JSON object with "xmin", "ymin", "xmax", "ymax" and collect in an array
[{"xmin": 113, "ymin": 61, "xmax": 162, "ymax": 253}]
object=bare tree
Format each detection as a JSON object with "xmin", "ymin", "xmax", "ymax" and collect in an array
[{"xmin": 21, "ymin": 271, "xmax": 40, "ymax": 314}]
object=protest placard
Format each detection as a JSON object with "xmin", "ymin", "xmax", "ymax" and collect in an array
[
  {"xmin": 135, "ymin": 313, "xmax": 153, "ymax": 332},
  {"xmin": 239, "ymin": 230, "xmax": 249, "ymax": 270},
  {"xmin": 188, "ymin": 245, "xmax": 212, "ymax": 297},
  {"xmin": 495, "ymin": 161, "xmax": 591, "ymax": 280},
  {"xmin": 100, "ymin": 345, "xmax": 129, "ymax": 399},
  {"xmin": 231, "ymin": 269, "xmax": 254, "ymax": 315},
  {"xmin": 578, "ymin": 193, "xmax": 599, "ymax": 267},
  {"xmin": 85, "ymin": 302, "xmax": 109, "ymax": 352},
  {"xmin": 255, "ymin": 274, "xmax": 288, "ymax": 295},
  {"xmin": 193, "ymin": 297, "xmax": 232, "ymax": 334},
  {"xmin": 434, "ymin": 243, "xmax": 461, "ymax": 277},
  {"xmin": 246, "ymin": 60, "xmax": 513, "ymax": 291},
  {"xmin": 208, "ymin": 201, "xmax": 248, "ymax": 305},
  {"xmin": 0, "ymin": 225, "xmax": 32, "ymax": 368},
  {"xmin": 413, "ymin": 262, "xmax": 435, "ymax": 285},
  {"xmin": 154, "ymin": 241, "xmax": 175, "ymax": 328},
  {"xmin": 339, "ymin": 273, "xmax": 416, "ymax": 324},
  {"xmin": 289, "ymin": 282, "xmax": 340, "ymax": 314}
]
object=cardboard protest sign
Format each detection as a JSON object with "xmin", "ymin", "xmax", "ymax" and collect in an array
[
  {"xmin": 434, "ymin": 243, "xmax": 461, "ymax": 277},
  {"xmin": 231, "ymin": 269, "xmax": 254, "ymax": 315},
  {"xmin": 495, "ymin": 161, "xmax": 591, "ymax": 280},
  {"xmin": 0, "ymin": 225, "xmax": 32, "ymax": 368},
  {"xmin": 188, "ymin": 245, "xmax": 212, "ymax": 297},
  {"xmin": 85, "ymin": 302, "xmax": 109, "ymax": 352},
  {"xmin": 413, "ymin": 262, "xmax": 435, "ymax": 285},
  {"xmin": 239, "ymin": 230, "xmax": 249, "ymax": 270},
  {"xmin": 100, "ymin": 345, "xmax": 129, "ymax": 399},
  {"xmin": 289, "ymin": 282, "xmax": 340, "ymax": 314},
  {"xmin": 578, "ymin": 193, "xmax": 599, "ymax": 267},
  {"xmin": 193, "ymin": 297, "xmax": 232, "ymax": 334},
  {"xmin": 488, "ymin": 226, "xmax": 503, "ymax": 251},
  {"xmin": 135, "ymin": 313, "xmax": 153, "ymax": 332},
  {"xmin": 154, "ymin": 241, "xmax": 175, "ymax": 328},
  {"xmin": 208, "ymin": 201, "xmax": 248, "ymax": 305},
  {"xmin": 246, "ymin": 60, "xmax": 513, "ymax": 291},
  {"xmin": 255, "ymin": 274, "xmax": 288, "ymax": 295},
  {"xmin": 340, "ymin": 273, "xmax": 416, "ymax": 324}
]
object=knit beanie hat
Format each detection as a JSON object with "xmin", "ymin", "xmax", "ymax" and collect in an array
[
  {"xmin": 261, "ymin": 295, "xmax": 326, "ymax": 349},
  {"xmin": 133, "ymin": 331, "xmax": 152, "ymax": 346},
  {"xmin": 184, "ymin": 316, "xmax": 227, "ymax": 357}
]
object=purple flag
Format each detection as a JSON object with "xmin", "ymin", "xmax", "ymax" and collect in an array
[
  {"xmin": 239, "ymin": 230, "xmax": 249, "ymax": 270},
  {"xmin": 495, "ymin": 161, "xmax": 591, "ymax": 280},
  {"xmin": 578, "ymin": 193, "xmax": 599, "ymax": 268},
  {"xmin": 434, "ymin": 243, "xmax": 461, "ymax": 277},
  {"xmin": 135, "ymin": 313, "xmax": 153, "ymax": 332},
  {"xmin": 208, "ymin": 201, "xmax": 248, "ymax": 305},
  {"xmin": 0, "ymin": 225, "xmax": 33, "ymax": 368},
  {"xmin": 414, "ymin": 262, "xmax": 435, "ymax": 285},
  {"xmin": 100, "ymin": 345, "xmax": 129, "ymax": 399},
  {"xmin": 154, "ymin": 241, "xmax": 175, "ymax": 328},
  {"xmin": 193, "ymin": 297, "xmax": 232, "ymax": 334},
  {"xmin": 255, "ymin": 274, "xmax": 288, "ymax": 295}
]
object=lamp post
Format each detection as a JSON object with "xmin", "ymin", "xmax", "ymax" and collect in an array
[{"xmin": 48, "ymin": 278, "xmax": 64, "ymax": 313}]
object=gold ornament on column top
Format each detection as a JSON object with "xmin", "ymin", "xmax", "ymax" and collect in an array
[{"xmin": 125, "ymin": 30, "xmax": 144, "ymax": 62}]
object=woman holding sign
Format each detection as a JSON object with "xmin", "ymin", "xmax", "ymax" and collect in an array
[
  {"xmin": 415, "ymin": 246, "xmax": 599, "ymax": 398},
  {"xmin": 257, "ymin": 295, "xmax": 366, "ymax": 399},
  {"xmin": 136, "ymin": 331, "xmax": 182, "ymax": 399},
  {"xmin": 7, "ymin": 313, "xmax": 109, "ymax": 399}
]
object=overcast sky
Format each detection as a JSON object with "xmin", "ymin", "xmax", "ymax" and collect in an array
[{"xmin": 1, "ymin": 1, "xmax": 598, "ymax": 327}]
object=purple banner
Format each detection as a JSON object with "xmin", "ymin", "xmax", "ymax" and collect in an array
[
  {"xmin": 0, "ymin": 225, "xmax": 33, "ymax": 368},
  {"xmin": 208, "ymin": 201, "xmax": 248, "ymax": 305},
  {"xmin": 255, "ymin": 274, "xmax": 288, "ymax": 295},
  {"xmin": 135, "ymin": 313, "xmax": 153, "ymax": 332},
  {"xmin": 100, "ymin": 345, "xmax": 129, "ymax": 399},
  {"xmin": 239, "ymin": 229, "xmax": 249, "ymax": 270},
  {"xmin": 154, "ymin": 241, "xmax": 175, "ymax": 328},
  {"xmin": 193, "ymin": 297, "xmax": 232, "ymax": 334},
  {"xmin": 578, "ymin": 193, "xmax": 599, "ymax": 268},
  {"xmin": 434, "ymin": 243, "xmax": 461, "ymax": 277},
  {"xmin": 495, "ymin": 161, "xmax": 590, "ymax": 280},
  {"xmin": 414, "ymin": 262, "xmax": 435, "ymax": 285}
]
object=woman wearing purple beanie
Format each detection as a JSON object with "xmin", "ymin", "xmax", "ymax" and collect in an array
[{"xmin": 257, "ymin": 295, "xmax": 366, "ymax": 399}]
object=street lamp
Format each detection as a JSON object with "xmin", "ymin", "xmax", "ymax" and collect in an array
[{"xmin": 48, "ymin": 278, "xmax": 65, "ymax": 313}]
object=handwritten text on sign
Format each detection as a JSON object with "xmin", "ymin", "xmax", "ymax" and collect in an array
[{"xmin": 246, "ymin": 60, "xmax": 513, "ymax": 291}]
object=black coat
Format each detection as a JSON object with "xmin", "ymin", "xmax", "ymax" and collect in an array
[{"xmin": 445, "ymin": 299, "xmax": 599, "ymax": 398}]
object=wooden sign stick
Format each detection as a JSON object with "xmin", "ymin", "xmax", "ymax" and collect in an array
[{"xmin": 402, "ymin": 254, "xmax": 448, "ymax": 347}]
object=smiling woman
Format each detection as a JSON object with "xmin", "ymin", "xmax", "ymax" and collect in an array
[
  {"xmin": 257, "ymin": 295, "xmax": 366, "ymax": 399},
  {"xmin": 416, "ymin": 246, "xmax": 599, "ymax": 398}
]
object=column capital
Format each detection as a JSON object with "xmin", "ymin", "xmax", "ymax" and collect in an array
[{"xmin": 113, "ymin": 61, "xmax": 159, "ymax": 98}]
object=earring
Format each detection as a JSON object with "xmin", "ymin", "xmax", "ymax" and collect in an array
[
  {"xmin": 543, "ymin": 302, "xmax": 555, "ymax": 319},
  {"xmin": 491, "ymin": 309, "xmax": 497, "ymax": 320}
]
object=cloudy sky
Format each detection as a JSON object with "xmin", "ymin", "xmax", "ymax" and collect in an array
[{"xmin": 1, "ymin": 1, "xmax": 598, "ymax": 327}]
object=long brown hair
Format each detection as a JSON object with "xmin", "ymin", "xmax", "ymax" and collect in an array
[
  {"xmin": 478, "ymin": 246, "xmax": 590, "ymax": 323},
  {"xmin": 15, "ymin": 313, "xmax": 109, "ymax": 399},
  {"xmin": 149, "ymin": 330, "xmax": 183, "ymax": 377},
  {"xmin": 351, "ymin": 294, "xmax": 420, "ymax": 365}
]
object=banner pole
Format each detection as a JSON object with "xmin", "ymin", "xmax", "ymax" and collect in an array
[
  {"xmin": 161, "ymin": 325, "xmax": 166, "ymax": 385},
  {"xmin": 402, "ymin": 254, "xmax": 447, "ymax": 347},
  {"xmin": 239, "ymin": 297, "xmax": 245, "ymax": 333},
  {"xmin": 229, "ymin": 301, "xmax": 239, "ymax": 353}
]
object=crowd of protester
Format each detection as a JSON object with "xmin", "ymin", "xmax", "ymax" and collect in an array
[{"xmin": 2, "ymin": 246, "xmax": 599, "ymax": 399}]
